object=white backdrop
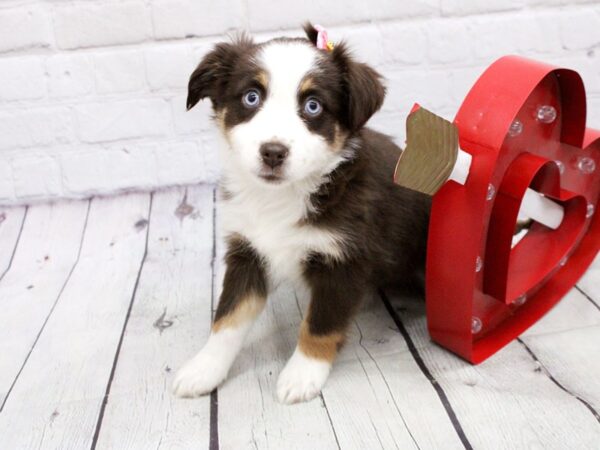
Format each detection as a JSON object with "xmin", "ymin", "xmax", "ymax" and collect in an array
[{"xmin": 0, "ymin": 0, "xmax": 599, "ymax": 205}]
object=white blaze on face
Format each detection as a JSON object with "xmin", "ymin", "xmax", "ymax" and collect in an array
[{"xmin": 226, "ymin": 41, "xmax": 347, "ymax": 185}]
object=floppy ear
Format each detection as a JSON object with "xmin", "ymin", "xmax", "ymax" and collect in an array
[
  {"xmin": 331, "ymin": 43, "xmax": 386, "ymax": 131},
  {"xmin": 187, "ymin": 34, "xmax": 254, "ymax": 110}
]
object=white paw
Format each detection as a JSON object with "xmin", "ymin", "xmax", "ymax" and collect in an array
[
  {"xmin": 172, "ymin": 350, "xmax": 230, "ymax": 398},
  {"xmin": 277, "ymin": 349, "xmax": 331, "ymax": 404}
]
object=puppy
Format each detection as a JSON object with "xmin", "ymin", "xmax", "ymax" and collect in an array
[{"xmin": 173, "ymin": 24, "xmax": 430, "ymax": 404}]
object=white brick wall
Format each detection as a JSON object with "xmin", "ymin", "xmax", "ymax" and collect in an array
[{"xmin": 0, "ymin": 0, "xmax": 599, "ymax": 204}]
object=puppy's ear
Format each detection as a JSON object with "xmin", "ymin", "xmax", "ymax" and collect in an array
[
  {"xmin": 303, "ymin": 22, "xmax": 319, "ymax": 46},
  {"xmin": 332, "ymin": 43, "xmax": 386, "ymax": 131},
  {"xmin": 187, "ymin": 34, "xmax": 254, "ymax": 110}
]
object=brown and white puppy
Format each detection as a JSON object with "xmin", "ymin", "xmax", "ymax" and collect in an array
[{"xmin": 173, "ymin": 24, "xmax": 430, "ymax": 404}]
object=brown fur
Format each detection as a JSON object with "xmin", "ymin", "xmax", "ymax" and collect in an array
[
  {"xmin": 300, "ymin": 129, "xmax": 431, "ymax": 342},
  {"xmin": 213, "ymin": 234, "xmax": 268, "ymax": 325}
]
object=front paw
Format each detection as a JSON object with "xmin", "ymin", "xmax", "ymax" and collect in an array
[
  {"xmin": 172, "ymin": 351, "xmax": 229, "ymax": 398},
  {"xmin": 277, "ymin": 349, "xmax": 331, "ymax": 404}
]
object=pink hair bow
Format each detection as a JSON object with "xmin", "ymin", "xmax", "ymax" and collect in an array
[{"xmin": 314, "ymin": 24, "xmax": 334, "ymax": 51}]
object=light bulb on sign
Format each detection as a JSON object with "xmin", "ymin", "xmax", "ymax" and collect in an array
[
  {"xmin": 487, "ymin": 184, "xmax": 496, "ymax": 201},
  {"xmin": 513, "ymin": 294, "xmax": 527, "ymax": 306},
  {"xmin": 508, "ymin": 120, "xmax": 523, "ymax": 137},
  {"xmin": 554, "ymin": 160, "xmax": 565, "ymax": 174},
  {"xmin": 559, "ymin": 256, "xmax": 568, "ymax": 267},
  {"xmin": 576, "ymin": 157, "xmax": 596, "ymax": 174},
  {"xmin": 471, "ymin": 317, "xmax": 482, "ymax": 334},
  {"xmin": 536, "ymin": 105, "xmax": 557, "ymax": 124}
]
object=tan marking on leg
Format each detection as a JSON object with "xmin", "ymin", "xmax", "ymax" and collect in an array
[
  {"xmin": 297, "ymin": 320, "xmax": 345, "ymax": 362},
  {"xmin": 212, "ymin": 294, "xmax": 266, "ymax": 332}
]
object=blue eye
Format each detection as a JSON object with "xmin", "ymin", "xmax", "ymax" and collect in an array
[
  {"xmin": 304, "ymin": 98, "xmax": 322, "ymax": 117},
  {"xmin": 242, "ymin": 89, "xmax": 261, "ymax": 108}
]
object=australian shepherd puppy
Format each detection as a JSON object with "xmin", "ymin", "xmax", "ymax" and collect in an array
[{"xmin": 173, "ymin": 24, "xmax": 430, "ymax": 404}]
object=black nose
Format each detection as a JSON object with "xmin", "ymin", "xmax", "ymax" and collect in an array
[{"xmin": 260, "ymin": 142, "xmax": 289, "ymax": 168}]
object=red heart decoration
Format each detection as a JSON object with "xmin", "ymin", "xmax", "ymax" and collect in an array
[{"xmin": 426, "ymin": 56, "xmax": 600, "ymax": 363}]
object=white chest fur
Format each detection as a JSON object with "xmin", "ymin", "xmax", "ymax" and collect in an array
[{"xmin": 219, "ymin": 178, "xmax": 345, "ymax": 287}]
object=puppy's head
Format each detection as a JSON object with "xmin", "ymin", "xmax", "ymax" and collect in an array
[{"xmin": 187, "ymin": 23, "xmax": 385, "ymax": 186}]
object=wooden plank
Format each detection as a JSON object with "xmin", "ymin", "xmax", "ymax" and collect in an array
[
  {"xmin": 520, "ymin": 325, "xmax": 600, "ymax": 416},
  {"xmin": 384, "ymin": 292, "xmax": 600, "ymax": 449},
  {"xmin": 0, "ymin": 205, "xmax": 26, "ymax": 280},
  {"xmin": 93, "ymin": 186, "xmax": 214, "ymax": 449},
  {"xmin": 0, "ymin": 200, "xmax": 89, "ymax": 407},
  {"xmin": 0, "ymin": 193, "xmax": 150, "ymax": 450},
  {"xmin": 519, "ymin": 279, "xmax": 600, "ymax": 420},
  {"xmin": 319, "ymin": 296, "xmax": 465, "ymax": 450},
  {"xmin": 577, "ymin": 253, "xmax": 600, "ymax": 306},
  {"xmin": 523, "ymin": 287, "xmax": 600, "ymax": 337}
]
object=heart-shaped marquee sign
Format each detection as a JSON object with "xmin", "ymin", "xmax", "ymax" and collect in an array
[{"xmin": 395, "ymin": 56, "xmax": 600, "ymax": 363}]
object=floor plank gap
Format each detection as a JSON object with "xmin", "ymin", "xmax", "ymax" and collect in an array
[
  {"xmin": 208, "ymin": 187, "xmax": 219, "ymax": 450},
  {"xmin": 90, "ymin": 194, "xmax": 153, "ymax": 450},
  {"xmin": 575, "ymin": 285, "xmax": 600, "ymax": 312},
  {"xmin": 0, "ymin": 206, "xmax": 28, "ymax": 285},
  {"xmin": 320, "ymin": 393, "xmax": 342, "ymax": 450},
  {"xmin": 517, "ymin": 337, "xmax": 600, "ymax": 423},
  {"xmin": 355, "ymin": 320, "xmax": 420, "ymax": 450},
  {"xmin": 209, "ymin": 390, "xmax": 219, "ymax": 450},
  {"xmin": 378, "ymin": 289, "xmax": 473, "ymax": 450},
  {"xmin": 210, "ymin": 187, "xmax": 217, "ymax": 316}
]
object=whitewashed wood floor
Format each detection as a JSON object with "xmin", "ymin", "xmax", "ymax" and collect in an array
[{"xmin": 0, "ymin": 184, "xmax": 599, "ymax": 450}]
